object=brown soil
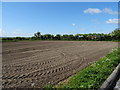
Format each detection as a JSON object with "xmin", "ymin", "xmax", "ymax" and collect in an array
[{"xmin": 2, "ymin": 41, "xmax": 118, "ymax": 88}]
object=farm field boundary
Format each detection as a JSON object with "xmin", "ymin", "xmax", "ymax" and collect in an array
[
  {"xmin": 2, "ymin": 41, "xmax": 118, "ymax": 88},
  {"xmin": 55, "ymin": 48, "xmax": 120, "ymax": 89}
]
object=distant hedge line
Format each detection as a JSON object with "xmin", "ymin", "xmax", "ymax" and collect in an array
[{"xmin": 2, "ymin": 28, "xmax": 120, "ymax": 42}]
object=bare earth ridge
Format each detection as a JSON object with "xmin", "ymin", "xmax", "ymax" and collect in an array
[{"xmin": 2, "ymin": 41, "xmax": 118, "ymax": 88}]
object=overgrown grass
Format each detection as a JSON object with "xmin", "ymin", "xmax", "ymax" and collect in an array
[
  {"xmin": 56, "ymin": 48, "xmax": 120, "ymax": 89},
  {"xmin": 43, "ymin": 84, "xmax": 53, "ymax": 90}
]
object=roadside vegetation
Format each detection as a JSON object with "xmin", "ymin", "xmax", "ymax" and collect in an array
[
  {"xmin": 2, "ymin": 28, "xmax": 120, "ymax": 42},
  {"xmin": 55, "ymin": 48, "xmax": 120, "ymax": 89}
]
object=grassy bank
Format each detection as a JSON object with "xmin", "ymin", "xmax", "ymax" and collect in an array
[{"xmin": 55, "ymin": 48, "xmax": 120, "ymax": 89}]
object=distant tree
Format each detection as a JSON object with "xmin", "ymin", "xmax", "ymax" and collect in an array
[
  {"xmin": 68, "ymin": 34, "xmax": 74, "ymax": 40},
  {"xmin": 74, "ymin": 34, "xmax": 79, "ymax": 40},
  {"xmin": 83, "ymin": 34, "xmax": 88, "ymax": 40},
  {"xmin": 44, "ymin": 34, "xmax": 53, "ymax": 40},
  {"xmin": 31, "ymin": 36, "xmax": 37, "ymax": 40},
  {"xmin": 55, "ymin": 34, "xmax": 61, "ymax": 40},
  {"xmin": 111, "ymin": 28, "xmax": 120, "ymax": 40},
  {"xmin": 62, "ymin": 34, "xmax": 69, "ymax": 40},
  {"xmin": 34, "ymin": 32, "xmax": 41, "ymax": 39},
  {"xmin": 40, "ymin": 35, "xmax": 45, "ymax": 40},
  {"xmin": 3, "ymin": 28, "xmax": 120, "ymax": 42}
]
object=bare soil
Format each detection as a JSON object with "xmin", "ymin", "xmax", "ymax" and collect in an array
[{"xmin": 2, "ymin": 41, "xmax": 118, "ymax": 88}]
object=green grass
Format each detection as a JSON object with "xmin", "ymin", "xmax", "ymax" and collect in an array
[
  {"xmin": 43, "ymin": 83, "xmax": 53, "ymax": 90},
  {"xmin": 55, "ymin": 48, "xmax": 120, "ymax": 89}
]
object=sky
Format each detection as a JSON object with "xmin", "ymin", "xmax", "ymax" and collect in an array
[
  {"xmin": 1, "ymin": 2, "xmax": 118, "ymax": 37},
  {"xmin": 2, "ymin": 0, "xmax": 120, "ymax": 2}
]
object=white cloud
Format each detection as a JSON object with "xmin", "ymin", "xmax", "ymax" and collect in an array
[
  {"xmin": 72, "ymin": 24, "xmax": 76, "ymax": 27},
  {"xmin": 106, "ymin": 19, "xmax": 120, "ymax": 24},
  {"xmin": 83, "ymin": 8, "xmax": 117, "ymax": 15},
  {"xmin": 1, "ymin": 29, "xmax": 33, "ymax": 37},
  {"xmin": 11, "ymin": 31, "xmax": 33, "ymax": 37},
  {"xmin": 83, "ymin": 8, "xmax": 102, "ymax": 14},
  {"xmin": 103, "ymin": 8, "xmax": 118, "ymax": 15}
]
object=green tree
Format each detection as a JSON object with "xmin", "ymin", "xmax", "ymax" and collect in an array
[
  {"xmin": 55, "ymin": 34, "xmax": 61, "ymax": 40},
  {"xmin": 62, "ymin": 34, "xmax": 69, "ymax": 40},
  {"xmin": 44, "ymin": 34, "xmax": 53, "ymax": 40},
  {"xmin": 34, "ymin": 32, "xmax": 41, "ymax": 39},
  {"xmin": 111, "ymin": 28, "xmax": 120, "ymax": 40}
]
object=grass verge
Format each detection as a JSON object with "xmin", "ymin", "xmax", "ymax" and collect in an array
[{"xmin": 55, "ymin": 48, "xmax": 120, "ymax": 89}]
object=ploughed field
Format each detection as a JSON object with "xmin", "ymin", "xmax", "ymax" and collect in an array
[{"xmin": 2, "ymin": 41, "xmax": 118, "ymax": 88}]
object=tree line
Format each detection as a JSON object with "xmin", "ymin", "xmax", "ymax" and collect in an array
[{"xmin": 2, "ymin": 28, "xmax": 120, "ymax": 42}]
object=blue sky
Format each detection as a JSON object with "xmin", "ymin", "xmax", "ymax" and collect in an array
[{"xmin": 2, "ymin": 2, "xmax": 118, "ymax": 37}]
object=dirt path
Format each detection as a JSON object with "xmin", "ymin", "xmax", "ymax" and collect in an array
[{"xmin": 2, "ymin": 41, "xmax": 118, "ymax": 88}]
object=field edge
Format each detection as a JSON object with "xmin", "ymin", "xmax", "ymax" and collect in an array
[{"xmin": 54, "ymin": 47, "xmax": 120, "ymax": 88}]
